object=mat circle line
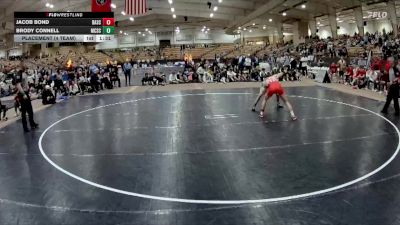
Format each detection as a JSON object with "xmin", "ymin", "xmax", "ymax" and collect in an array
[{"xmin": 38, "ymin": 93, "xmax": 400, "ymax": 205}]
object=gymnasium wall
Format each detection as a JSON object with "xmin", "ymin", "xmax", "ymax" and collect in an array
[
  {"xmin": 96, "ymin": 29, "xmax": 238, "ymax": 50},
  {"xmin": 8, "ymin": 48, "xmax": 22, "ymax": 57},
  {"xmin": 0, "ymin": 50, "xmax": 6, "ymax": 58},
  {"xmin": 316, "ymin": 19, "xmax": 393, "ymax": 39}
]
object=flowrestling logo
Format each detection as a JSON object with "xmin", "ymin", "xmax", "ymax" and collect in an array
[{"xmin": 47, "ymin": 13, "xmax": 83, "ymax": 17}]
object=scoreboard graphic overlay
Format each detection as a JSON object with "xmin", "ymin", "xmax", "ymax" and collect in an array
[{"xmin": 14, "ymin": 12, "xmax": 115, "ymax": 43}]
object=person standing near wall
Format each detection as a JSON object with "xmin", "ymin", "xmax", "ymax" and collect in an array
[
  {"xmin": 338, "ymin": 56, "xmax": 347, "ymax": 84},
  {"xmin": 123, "ymin": 59, "xmax": 132, "ymax": 86}
]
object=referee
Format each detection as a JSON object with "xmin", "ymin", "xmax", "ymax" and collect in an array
[
  {"xmin": 381, "ymin": 59, "xmax": 399, "ymax": 116},
  {"xmin": 14, "ymin": 69, "xmax": 38, "ymax": 132}
]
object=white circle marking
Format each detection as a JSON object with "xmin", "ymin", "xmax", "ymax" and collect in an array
[{"xmin": 38, "ymin": 93, "xmax": 400, "ymax": 204}]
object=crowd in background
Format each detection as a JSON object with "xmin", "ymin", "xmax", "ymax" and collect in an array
[
  {"xmin": 322, "ymin": 30, "xmax": 400, "ymax": 95},
  {"xmin": 1, "ymin": 29, "xmax": 400, "ymax": 121}
]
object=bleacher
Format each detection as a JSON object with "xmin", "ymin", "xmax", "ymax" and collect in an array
[
  {"xmin": 134, "ymin": 49, "xmax": 158, "ymax": 61},
  {"xmin": 371, "ymin": 47, "xmax": 382, "ymax": 56},
  {"xmin": 117, "ymin": 52, "xmax": 132, "ymax": 61},
  {"xmin": 184, "ymin": 47, "xmax": 212, "ymax": 60},
  {"xmin": 162, "ymin": 47, "xmax": 182, "ymax": 60},
  {"xmin": 152, "ymin": 44, "xmax": 265, "ymax": 60},
  {"xmin": 63, "ymin": 46, "xmax": 85, "ymax": 59},
  {"xmin": 347, "ymin": 47, "xmax": 365, "ymax": 57},
  {"xmin": 0, "ymin": 59, "xmax": 20, "ymax": 70},
  {"xmin": 202, "ymin": 44, "xmax": 235, "ymax": 59},
  {"xmin": 58, "ymin": 46, "xmax": 72, "ymax": 57},
  {"xmin": 256, "ymin": 45, "xmax": 276, "ymax": 58},
  {"xmin": 225, "ymin": 45, "xmax": 263, "ymax": 58},
  {"xmin": 84, "ymin": 52, "xmax": 112, "ymax": 63},
  {"xmin": 116, "ymin": 49, "xmax": 157, "ymax": 62}
]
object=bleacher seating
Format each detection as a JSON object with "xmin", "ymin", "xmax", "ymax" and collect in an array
[
  {"xmin": 162, "ymin": 47, "xmax": 182, "ymax": 60},
  {"xmin": 347, "ymin": 47, "xmax": 365, "ymax": 57},
  {"xmin": 225, "ymin": 45, "xmax": 263, "ymax": 58},
  {"xmin": 184, "ymin": 47, "xmax": 211, "ymax": 60},
  {"xmin": 202, "ymin": 44, "xmax": 235, "ymax": 59},
  {"xmin": 84, "ymin": 52, "xmax": 112, "ymax": 63},
  {"xmin": 256, "ymin": 45, "xmax": 276, "ymax": 58},
  {"xmin": 0, "ymin": 60, "xmax": 20, "ymax": 70}
]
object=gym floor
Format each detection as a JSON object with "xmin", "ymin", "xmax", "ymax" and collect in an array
[{"xmin": 1, "ymin": 86, "xmax": 400, "ymax": 225}]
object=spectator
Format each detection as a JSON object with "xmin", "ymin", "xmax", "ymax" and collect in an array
[
  {"xmin": 244, "ymin": 55, "xmax": 252, "ymax": 72},
  {"xmin": 366, "ymin": 67, "xmax": 379, "ymax": 90},
  {"xmin": 100, "ymin": 71, "xmax": 113, "ymax": 90},
  {"xmin": 196, "ymin": 65, "xmax": 205, "ymax": 83},
  {"xmin": 203, "ymin": 68, "xmax": 214, "ymax": 83},
  {"xmin": 42, "ymin": 85, "xmax": 56, "ymax": 105},
  {"xmin": 53, "ymin": 73, "xmax": 66, "ymax": 99},
  {"xmin": 260, "ymin": 68, "xmax": 268, "ymax": 80},
  {"xmin": 0, "ymin": 99, "xmax": 8, "ymax": 121},
  {"xmin": 337, "ymin": 56, "xmax": 347, "ymax": 83},
  {"xmin": 142, "ymin": 73, "xmax": 151, "ymax": 85},
  {"xmin": 168, "ymin": 72, "xmax": 181, "ymax": 84},
  {"xmin": 109, "ymin": 64, "xmax": 121, "ymax": 88},
  {"xmin": 90, "ymin": 69, "xmax": 100, "ymax": 93},
  {"xmin": 250, "ymin": 68, "xmax": 260, "ymax": 81},
  {"xmin": 153, "ymin": 73, "xmax": 166, "ymax": 86},
  {"xmin": 299, "ymin": 55, "xmax": 308, "ymax": 76},
  {"xmin": 69, "ymin": 81, "xmax": 80, "ymax": 95},
  {"xmin": 123, "ymin": 59, "xmax": 132, "ymax": 86},
  {"xmin": 352, "ymin": 66, "xmax": 367, "ymax": 89},
  {"xmin": 77, "ymin": 71, "xmax": 87, "ymax": 95},
  {"xmin": 227, "ymin": 68, "xmax": 237, "ymax": 82},
  {"xmin": 345, "ymin": 65, "xmax": 354, "ymax": 85},
  {"xmin": 329, "ymin": 62, "xmax": 338, "ymax": 82}
]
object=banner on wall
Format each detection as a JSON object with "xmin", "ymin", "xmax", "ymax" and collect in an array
[
  {"xmin": 176, "ymin": 34, "xmax": 193, "ymax": 42},
  {"xmin": 120, "ymin": 35, "xmax": 135, "ymax": 44},
  {"xmin": 125, "ymin": 0, "xmax": 148, "ymax": 15},
  {"xmin": 196, "ymin": 33, "xmax": 212, "ymax": 40},
  {"xmin": 137, "ymin": 34, "xmax": 155, "ymax": 43},
  {"xmin": 91, "ymin": 0, "xmax": 112, "ymax": 12}
]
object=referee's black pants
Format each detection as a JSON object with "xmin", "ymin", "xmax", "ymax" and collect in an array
[
  {"xmin": 382, "ymin": 83, "xmax": 399, "ymax": 115},
  {"xmin": 21, "ymin": 99, "xmax": 35, "ymax": 130},
  {"xmin": 0, "ymin": 105, "xmax": 7, "ymax": 119}
]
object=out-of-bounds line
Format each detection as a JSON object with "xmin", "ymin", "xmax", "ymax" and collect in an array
[
  {"xmin": 209, "ymin": 113, "xmax": 373, "ymax": 126},
  {"xmin": 51, "ymin": 113, "xmax": 374, "ymax": 133},
  {"xmin": 53, "ymin": 126, "xmax": 149, "ymax": 133},
  {"xmin": 0, "ymin": 153, "xmax": 41, "ymax": 156},
  {"xmin": 46, "ymin": 132, "xmax": 394, "ymax": 158},
  {"xmin": 0, "ymin": 197, "xmax": 243, "ymax": 215},
  {"xmin": 2, "ymin": 171, "xmax": 400, "ymax": 214},
  {"xmin": 38, "ymin": 93, "xmax": 400, "ymax": 205}
]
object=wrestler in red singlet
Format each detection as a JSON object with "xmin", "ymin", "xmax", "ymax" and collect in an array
[
  {"xmin": 259, "ymin": 73, "xmax": 297, "ymax": 120},
  {"xmin": 251, "ymin": 74, "xmax": 284, "ymax": 112},
  {"xmin": 264, "ymin": 75, "xmax": 285, "ymax": 97}
]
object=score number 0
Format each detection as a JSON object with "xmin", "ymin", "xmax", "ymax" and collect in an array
[
  {"xmin": 102, "ymin": 18, "xmax": 115, "ymax": 26},
  {"xmin": 103, "ymin": 26, "xmax": 115, "ymax": 34},
  {"xmin": 102, "ymin": 18, "xmax": 115, "ymax": 34}
]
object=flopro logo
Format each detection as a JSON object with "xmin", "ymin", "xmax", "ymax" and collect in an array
[
  {"xmin": 96, "ymin": 0, "xmax": 107, "ymax": 6},
  {"xmin": 366, "ymin": 11, "xmax": 388, "ymax": 19}
]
